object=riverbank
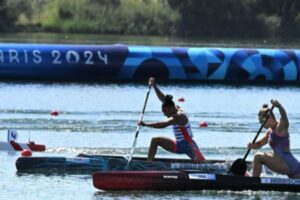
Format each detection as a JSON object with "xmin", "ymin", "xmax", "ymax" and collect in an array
[{"xmin": 1, "ymin": 33, "xmax": 300, "ymax": 49}]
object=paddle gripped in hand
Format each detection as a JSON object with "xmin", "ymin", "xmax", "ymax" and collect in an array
[
  {"xmin": 125, "ymin": 84, "xmax": 151, "ymax": 168},
  {"xmin": 229, "ymin": 101, "xmax": 275, "ymax": 175}
]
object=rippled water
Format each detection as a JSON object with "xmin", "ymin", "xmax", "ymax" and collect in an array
[{"xmin": 1, "ymin": 82, "xmax": 300, "ymax": 199}]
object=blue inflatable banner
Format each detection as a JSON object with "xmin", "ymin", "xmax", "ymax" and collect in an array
[{"xmin": 0, "ymin": 43, "xmax": 299, "ymax": 83}]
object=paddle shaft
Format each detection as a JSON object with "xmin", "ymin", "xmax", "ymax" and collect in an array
[
  {"xmin": 126, "ymin": 84, "xmax": 151, "ymax": 167},
  {"xmin": 242, "ymin": 104, "xmax": 275, "ymax": 162}
]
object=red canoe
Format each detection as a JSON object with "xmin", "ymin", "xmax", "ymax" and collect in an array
[{"xmin": 92, "ymin": 170, "xmax": 300, "ymax": 192}]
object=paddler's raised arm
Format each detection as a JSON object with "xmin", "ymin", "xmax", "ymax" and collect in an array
[
  {"xmin": 272, "ymin": 99, "xmax": 289, "ymax": 129},
  {"xmin": 149, "ymin": 77, "xmax": 165, "ymax": 103}
]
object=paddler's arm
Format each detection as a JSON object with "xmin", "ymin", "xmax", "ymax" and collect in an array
[
  {"xmin": 247, "ymin": 131, "xmax": 269, "ymax": 149},
  {"xmin": 272, "ymin": 99, "xmax": 289, "ymax": 129},
  {"xmin": 149, "ymin": 77, "xmax": 165, "ymax": 103},
  {"xmin": 138, "ymin": 117, "xmax": 177, "ymax": 129}
]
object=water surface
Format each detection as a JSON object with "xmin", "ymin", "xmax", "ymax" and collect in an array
[{"xmin": 0, "ymin": 82, "xmax": 300, "ymax": 199}]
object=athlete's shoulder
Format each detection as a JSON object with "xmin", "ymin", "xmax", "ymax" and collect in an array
[{"xmin": 173, "ymin": 109, "xmax": 188, "ymax": 125}]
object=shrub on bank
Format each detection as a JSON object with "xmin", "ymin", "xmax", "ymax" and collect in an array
[
  {"xmin": 2, "ymin": 0, "xmax": 300, "ymax": 39},
  {"xmin": 38, "ymin": 0, "xmax": 179, "ymax": 35}
]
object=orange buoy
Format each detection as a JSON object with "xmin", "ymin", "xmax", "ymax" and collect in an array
[
  {"xmin": 21, "ymin": 149, "xmax": 32, "ymax": 157},
  {"xmin": 51, "ymin": 110, "xmax": 59, "ymax": 116},
  {"xmin": 178, "ymin": 97, "xmax": 185, "ymax": 102},
  {"xmin": 199, "ymin": 121, "xmax": 208, "ymax": 128}
]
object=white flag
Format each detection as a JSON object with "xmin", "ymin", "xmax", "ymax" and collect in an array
[{"xmin": 7, "ymin": 129, "xmax": 18, "ymax": 142}]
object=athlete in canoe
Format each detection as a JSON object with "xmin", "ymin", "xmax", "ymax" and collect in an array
[
  {"xmin": 247, "ymin": 99, "xmax": 300, "ymax": 178},
  {"xmin": 138, "ymin": 77, "xmax": 205, "ymax": 162}
]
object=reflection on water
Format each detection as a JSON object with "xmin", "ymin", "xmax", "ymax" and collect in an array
[{"xmin": 93, "ymin": 190, "xmax": 300, "ymax": 200}]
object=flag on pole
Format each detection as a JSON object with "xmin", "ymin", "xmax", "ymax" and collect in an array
[{"xmin": 7, "ymin": 129, "xmax": 18, "ymax": 142}]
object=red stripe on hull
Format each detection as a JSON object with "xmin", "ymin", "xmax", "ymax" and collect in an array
[
  {"xmin": 9, "ymin": 141, "xmax": 23, "ymax": 151},
  {"xmin": 8, "ymin": 141, "xmax": 45, "ymax": 151},
  {"xmin": 27, "ymin": 142, "xmax": 46, "ymax": 151}
]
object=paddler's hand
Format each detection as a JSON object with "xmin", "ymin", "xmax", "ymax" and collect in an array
[
  {"xmin": 148, "ymin": 77, "xmax": 156, "ymax": 86},
  {"xmin": 248, "ymin": 142, "xmax": 259, "ymax": 149},
  {"xmin": 271, "ymin": 99, "xmax": 281, "ymax": 108},
  {"xmin": 247, "ymin": 143, "xmax": 254, "ymax": 149},
  {"xmin": 138, "ymin": 120, "xmax": 146, "ymax": 126}
]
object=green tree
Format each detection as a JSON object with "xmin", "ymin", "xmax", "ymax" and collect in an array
[
  {"xmin": 168, "ymin": 0, "xmax": 267, "ymax": 38},
  {"xmin": 250, "ymin": 0, "xmax": 300, "ymax": 38},
  {"xmin": 274, "ymin": 0, "xmax": 300, "ymax": 37},
  {"xmin": 0, "ymin": 0, "xmax": 18, "ymax": 32}
]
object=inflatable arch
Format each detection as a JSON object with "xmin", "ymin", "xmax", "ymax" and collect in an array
[{"xmin": 0, "ymin": 43, "xmax": 299, "ymax": 83}]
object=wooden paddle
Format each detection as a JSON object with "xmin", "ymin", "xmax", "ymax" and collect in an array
[
  {"xmin": 125, "ymin": 84, "xmax": 151, "ymax": 168},
  {"xmin": 229, "ymin": 102, "xmax": 275, "ymax": 175}
]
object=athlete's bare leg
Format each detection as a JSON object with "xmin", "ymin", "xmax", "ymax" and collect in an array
[
  {"xmin": 252, "ymin": 152, "xmax": 290, "ymax": 177},
  {"xmin": 147, "ymin": 137, "xmax": 175, "ymax": 161}
]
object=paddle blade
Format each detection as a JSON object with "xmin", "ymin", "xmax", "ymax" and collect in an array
[{"xmin": 229, "ymin": 158, "xmax": 247, "ymax": 176}]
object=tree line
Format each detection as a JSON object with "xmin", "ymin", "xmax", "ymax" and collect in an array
[{"xmin": 0, "ymin": 0, "xmax": 299, "ymax": 39}]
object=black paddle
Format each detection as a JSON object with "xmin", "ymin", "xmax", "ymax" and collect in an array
[
  {"xmin": 229, "ymin": 102, "xmax": 275, "ymax": 175},
  {"xmin": 125, "ymin": 84, "xmax": 152, "ymax": 168}
]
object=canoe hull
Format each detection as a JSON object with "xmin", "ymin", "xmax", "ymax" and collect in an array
[
  {"xmin": 16, "ymin": 154, "xmax": 231, "ymax": 174},
  {"xmin": 93, "ymin": 171, "xmax": 300, "ymax": 192}
]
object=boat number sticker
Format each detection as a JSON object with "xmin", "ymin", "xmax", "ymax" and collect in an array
[
  {"xmin": 171, "ymin": 162, "xmax": 228, "ymax": 170},
  {"xmin": 66, "ymin": 157, "xmax": 90, "ymax": 164},
  {"xmin": 188, "ymin": 173, "xmax": 216, "ymax": 180},
  {"xmin": 261, "ymin": 177, "xmax": 300, "ymax": 185}
]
